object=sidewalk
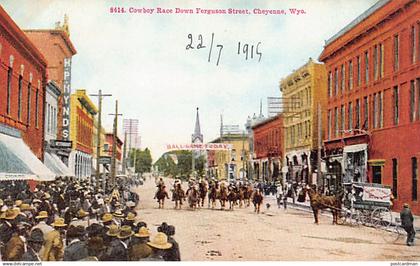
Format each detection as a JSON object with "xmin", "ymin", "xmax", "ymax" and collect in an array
[{"xmin": 264, "ymin": 194, "xmax": 420, "ymax": 239}]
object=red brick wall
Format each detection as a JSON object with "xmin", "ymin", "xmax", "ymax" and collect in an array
[
  {"xmin": 106, "ymin": 134, "xmax": 122, "ymax": 161},
  {"xmin": 75, "ymin": 107, "xmax": 93, "ymax": 155},
  {"xmin": 24, "ymin": 31, "xmax": 76, "ymax": 141},
  {"xmin": 320, "ymin": 0, "xmax": 420, "ymax": 214},
  {"xmin": 253, "ymin": 115, "xmax": 283, "ymax": 160},
  {"xmin": 0, "ymin": 11, "xmax": 47, "ymax": 159}
]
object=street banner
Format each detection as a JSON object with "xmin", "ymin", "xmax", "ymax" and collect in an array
[{"xmin": 166, "ymin": 143, "xmax": 232, "ymax": 151}]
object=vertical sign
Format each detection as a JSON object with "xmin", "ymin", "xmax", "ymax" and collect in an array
[{"xmin": 62, "ymin": 58, "xmax": 72, "ymax": 140}]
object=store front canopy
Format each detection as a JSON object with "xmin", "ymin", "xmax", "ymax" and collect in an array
[
  {"xmin": 44, "ymin": 152, "xmax": 73, "ymax": 177},
  {"xmin": 0, "ymin": 133, "xmax": 55, "ymax": 181}
]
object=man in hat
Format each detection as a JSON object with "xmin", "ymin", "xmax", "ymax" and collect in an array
[
  {"xmin": 21, "ymin": 228, "xmax": 44, "ymax": 261},
  {"xmin": 129, "ymin": 226, "xmax": 152, "ymax": 260},
  {"xmin": 163, "ymin": 225, "xmax": 180, "ymax": 261},
  {"xmin": 101, "ymin": 225, "xmax": 130, "ymax": 261},
  {"xmin": 63, "ymin": 225, "xmax": 89, "ymax": 261},
  {"xmin": 113, "ymin": 209, "xmax": 125, "ymax": 226},
  {"xmin": 141, "ymin": 232, "xmax": 172, "ymax": 261},
  {"xmin": 0, "ymin": 209, "xmax": 17, "ymax": 245},
  {"xmin": 86, "ymin": 223, "xmax": 106, "ymax": 259},
  {"xmin": 32, "ymin": 211, "xmax": 53, "ymax": 236},
  {"xmin": 400, "ymin": 203, "xmax": 416, "ymax": 246},
  {"xmin": 70, "ymin": 209, "xmax": 90, "ymax": 228},
  {"xmin": 41, "ymin": 218, "xmax": 66, "ymax": 261},
  {"xmin": 2, "ymin": 210, "xmax": 24, "ymax": 261}
]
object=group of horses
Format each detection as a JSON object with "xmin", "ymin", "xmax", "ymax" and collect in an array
[{"xmin": 154, "ymin": 181, "xmax": 264, "ymax": 213}]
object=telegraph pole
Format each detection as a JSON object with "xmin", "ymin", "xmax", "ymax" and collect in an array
[
  {"xmin": 317, "ymin": 103, "xmax": 322, "ymax": 189},
  {"xmin": 109, "ymin": 100, "xmax": 122, "ymax": 189},
  {"xmin": 90, "ymin": 90, "xmax": 112, "ymax": 189},
  {"xmin": 122, "ymin": 131, "xmax": 127, "ymax": 174}
]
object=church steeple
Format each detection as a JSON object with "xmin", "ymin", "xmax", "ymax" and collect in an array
[{"xmin": 192, "ymin": 107, "xmax": 203, "ymax": 143}]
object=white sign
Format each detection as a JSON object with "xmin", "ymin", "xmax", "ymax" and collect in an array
[
  {"xmin": 62, "ymin": 57, "xmax": 72, "ymax": 140},
  {"xmin": 166, "ymin": 143, "xmax": 232, "ymax": 151},
  {"xmin": 362, "ymin": 186, "xmax": 391, "ymax": 203}
]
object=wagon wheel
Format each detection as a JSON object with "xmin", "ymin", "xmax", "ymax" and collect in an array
[{"xmin": 370, "ymin": 207, "xmax": 392, "ymax": 229}]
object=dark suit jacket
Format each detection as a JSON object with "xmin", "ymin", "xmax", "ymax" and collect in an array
[
  {"xmin": 63, "ymin": 240, "xmax": 89, "ymax": 261},
  {"xmin": 0, "ymin": 221, "xmax": 14, "ymax": 244},
  {"xmin": 3, "ymin": 234, "xmax": 24, "ymax": 261},
  {"xmin": 101, "ymin": 239, "xmax": 128, "ymax": 261},
  {"xmin": 400, "ymin": 208, "xmax": 414, "ymax": 228},
  {"xmin": 21, "ymin": 247, "xmax": 41, "ymax": 261},
  {"xmin": 163, "ymin": 237, "xmax": 181, "ymax": 261}
]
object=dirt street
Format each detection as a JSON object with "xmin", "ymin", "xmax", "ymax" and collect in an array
[{"xmin": 134, "ymin": 177, "xmax": 419, "ymax": 261}]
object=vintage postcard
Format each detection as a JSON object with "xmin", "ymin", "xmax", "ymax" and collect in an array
[{"xmin": 0, "ymin": 0, "xmax": 419, "ymax": 264}]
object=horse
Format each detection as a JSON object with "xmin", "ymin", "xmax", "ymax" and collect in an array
[
  {"xmin": 154, "ymin": 185, "xmax": 169, "ymax": 209},
  {"xmin": 218, "ymin": 184, "xmax": 228, "ymax": 210},
  {"xmin": 243, "ymin": 184, "xmax": 253, "ymax": 207},
  {"xmin": 198, "ymin": 181, "xmax": 208, "ymax": 208},
  {"xmin": 252, "ymin": 189, "xmax": 263, "ymax": 214},
  {"xmin": 172, "ymin": 184, "xmax": 185, "ymax": 210},
  {"xmin": 208, "ymin": 183, "xmax": 218, "ymax": 209},
  {"xmin": 227, "ymin": 187, "xmax": 237, "ymax": 210},
  {"xmin": 186, "ymin": 186, "xmax": 199, "ymax": 210},
  {"xmin": 303, "ymin": 185, "xmax": 344, "ymax": 224}
]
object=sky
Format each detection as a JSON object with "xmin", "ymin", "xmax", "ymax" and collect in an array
[{"xmin": 2, "ymin": 0, "xmax": 378, "ymax": 161}]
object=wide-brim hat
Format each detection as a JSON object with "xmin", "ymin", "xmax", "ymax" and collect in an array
[
  {"xmin": 117, "ymin": 225, "xmax": 134, "ymax": 239},
  {"xmin": 113, "ymin": 210, "xmax": 124, "ymax": 218},
  {"xmin": 106, "ymin": 224, "xmax": 119, "ymax": 237},
  {"xmin": 51, "ymin": 218, "xmax": 67, "ymax": 227},
  {"xmin": 19, "ymin": 203, "xmax": 33, "ymax": 211},
  {"xmin": 77, "ymin": 209, "xmax": 89, "ymax": 218},
  {"xmin": 147, "ymin": 232, "xmax": 173, "ymax": 250},
  {"xmin": 101, "ymin": 213, "xmax": 113, "ymax": 223},
  {"xmin": 2, "ymin": 209, "xmax": 19, "ymax": 220},
  {"xmin": 15, "ymin": 200, "xmax": 23, "ymax": 207},
  {"xmin": 27, "ymin": 229, "xmax": 44, "ymax": 243},
  {"xmin": 403, "ymin": 203, "xmax": 409, "ymax": 208},
  {"xmin": 134, "ymin": 226, "xmax": 150, "ymax": 238},
  {"xmin": 35, "ymin": 211, "xmax": 49, "ymax": 219},
  {"xmin": 125, "ymin": 212, "xmax": 136, "ymax": 221}
]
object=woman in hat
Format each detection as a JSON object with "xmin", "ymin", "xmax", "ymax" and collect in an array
[
  {"xmin": 141, "ymin": 232, "xmax": 172, "ymax": 261},
  {"xmin": 21, "ymin": 228, "xmax": 44, "ymax": 261},
  {"xmin": 129, "ymin": 226, "xmax": 152, "ymax": 260},
  {"xmin": 41, "ymin": 218, "xmax": 67, "ymax": 261}
]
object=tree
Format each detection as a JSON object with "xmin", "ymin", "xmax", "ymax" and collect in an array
[
  {"xmin": 130, "ymin": 148, "xmax": 153, "ymax": 174},
  {"xmin": 153, "ymin": 151, "xmax": 207, "ymax": 179}
]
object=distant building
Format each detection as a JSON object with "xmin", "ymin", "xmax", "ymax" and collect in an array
[
  {"xmin": 319, "ymin": 0, "xmax": 420, "ymax": 213},
  {"xmin": 69, "ymin": 89, "xmax": 97, "ymax": 179},
  {"xmin": 104, "ymin": 133, "xmax": 123, "ymax": 174},
  {"xmin": 252, "ymin": 114, "xmax": 284, "ymax": 183},
  {"xmin": 280, "ymin": 58, "xmax": 327, "ymax": 185}
]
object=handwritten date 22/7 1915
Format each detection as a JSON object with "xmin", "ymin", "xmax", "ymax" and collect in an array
[{"xmin": 186, "ymin": 33, "xmax": 262, "ymax": 66}]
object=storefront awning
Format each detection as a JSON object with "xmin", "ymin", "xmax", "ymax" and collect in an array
[
  {"xmin": 0, "ymin": 133, "xmax": 55, "ymax": 181},
  {"xmin": 44, "ymin": 153, "xmax": 73, "ymax": 177},
  {"xmin": 343, "ymin": 143, "xmax": 367, "ymax": 153}
]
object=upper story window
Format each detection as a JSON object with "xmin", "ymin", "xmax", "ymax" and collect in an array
[{"xmin": 394, "ymin": 35, "xmax": 399, "ymax": 71}]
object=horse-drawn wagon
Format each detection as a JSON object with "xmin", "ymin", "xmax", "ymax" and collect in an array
[{"xmin": 338, "ymin": 182, "xmax": 393, "ymax": 228}]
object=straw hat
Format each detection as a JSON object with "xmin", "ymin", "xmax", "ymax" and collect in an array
[
  {"xmin": 134, "ymin": 226, "xmax": 150, "ymax": 238},
  {"xmin": 19, "ymin": 203, "xmax": 33, "ymax": 211},
  {"xmin": 403, "ymin": 203, "xmax": 409, "ymax": 208},
  {"xmin": 106, "ymin": 224, "xmax": 119, "ymax": 237},
  {"xmin": 2, "ymin": 209, "xmax": 19, "ymax": 220},
  {"xmin": 51, "ymin": 217, "xmax": 67, "ymax": 227},
  {"xmin": 125, "ymin": 212, "xmax": 136, "ymax": 221},
  {"xmin": 35, "ymin": 211, "xmax": 49, "ymax": 219},
  {"xmin": 113, "ymin": 210, "xmax": 124, "ymax": 218},
  {"xmin": 15, "ymin": 200, "xmax": 23, "ymax": 207},
  {"xmin": 77, "ymin": 209, "xmax": 89, "ymax": 218},
  {"xmin": 147, "ymin": 232, "xmax": 173, "ymax": 250},
  {"xmin": 117, "ymin": 225, "xmax": 134, "ymax": 239},
  {"xmin": 0, "ymin": 199, "xmax": 3, "ymax": 206},
  {"xmin": 43, "ymin": 193, "xmax": 51, "ymax": 200},
  {"xmin": 101, "ymin": 213, "xmax": 113, "ymax": 223}
]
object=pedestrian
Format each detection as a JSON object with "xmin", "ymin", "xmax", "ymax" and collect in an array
[
  {"xmin": 400, "ymin": 203, "xmax": 416, "ymax": 246},
  {"xmin": 86, "ymin": 223, "xmax": 106, "ymax": 259},
  {"xmin": 163, "ymin": 225, "xmax": 180, "ymax": 261},
  {"xmin": 141, "ymin": 232, "xmax": 172, "ymax": 261},
  {"xmin": 276, "ymin": 184, "xmax": 283, "ymax": 208},
  {"xmin": 0, "ymin": 208, "xmax": 17, "ymax": 246},
  {"xmin": 41, "ymin": 218, "xmax": 66, "ymax": 261},
  {"xmin": 101, "ymin": 225, "xmax": 130, "ymax": 261},
  {"xmin": 63, "ymin": 226, "xmax": 89, "ymax": 261},
  {"xmin": 21, "ymin": 228, "xmax": 44, "ymax": 261},
  {"xmin": 129, "ymin": 226, "xmax": 152, "ymax": 260},
  {"xmin": 3, "ymin": 216, "xmax": 25, "ymax": 261}
]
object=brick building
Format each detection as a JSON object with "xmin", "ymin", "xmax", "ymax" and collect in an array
[
  {"xmin": 105, "ymin": 133, "xmax": 123, "ymax": 173},
  {"xmin": 252, "ymin": 114, "xmax": 284, "ymax": 183},
  {"xmin": 69, "ymin": 89, "xmax": 97, "ymax": 179},
  {"xmin": 24, "ymin": 17, "xmax": 77, "ymax": 165},
  {"xmin": 280, "ymin": 58, "xmax": 327, "ymax": 185},
  {"xmin": 319, "ymin": 0, "xmax": 420, "ymax": 213},
  {"xmin": 0, "ymin": 6, "xmax": 55, "ymax": 181}
]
